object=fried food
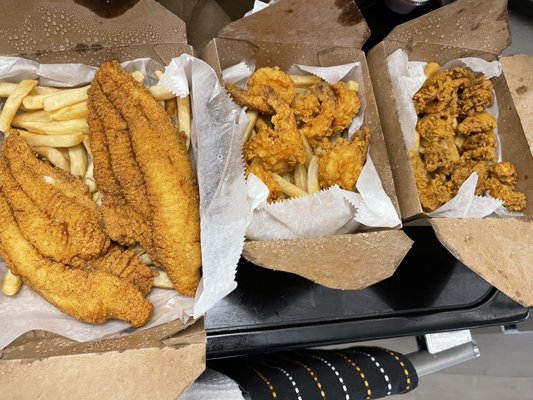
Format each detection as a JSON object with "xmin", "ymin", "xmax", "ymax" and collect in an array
[
  {"xmin": 486, "ymin": 162, "xmax": 527, "ymax": 211},
  {"xmin": 0, "ymin": 190, "xmax": 152, "ymax": 327},
  {"xmin": 244, "ymin": 87, "xmax": 306, "ymax": 175},
  {"xmin": 330, "ymin": 81, "xmax": 361, "ymax": 135},
  {"xmin": 0, "ymin": 134, "xmax": 109, "ymax": 264},
  {"xmin": 318, "ymin": 128, "xmax": 370, "ymax": 191},
  {"xmin": 299, "ymin": 83, "xmax": 337, "ymax": 147},
  {"xmin": 411, "ymin": 65, "xmax": 526, "ymax": 212},
  {"xmin": 226, "ymin": 67, "xmax": 296, "ymax": 115},
  {"xmin": 93, "ymin": 61, "xmax": 201, "ymax": 297},
  {"xmin": 232, "ymin": 66, "xmax": 367, "ymax": 202}
]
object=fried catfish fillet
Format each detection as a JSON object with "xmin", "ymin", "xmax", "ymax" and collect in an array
[
  {"xmin": 94, "ymin": 61, "xmax": 201, "ymax": 297},
  {"xmin": 0, "ymin": 190, "xmax": 152, "ymax": 327},
  {"xmin": 0, "ymin": 134, "xmax": 109, "ymax": 264}
]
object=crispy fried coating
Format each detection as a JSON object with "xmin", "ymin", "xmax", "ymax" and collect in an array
[
  {"xmin": 416, "ymin": 112, "xmax": 455, "ymax": 142},
  {"xmin": 247, "ymin": 67, "xmax": 295, "ymax": 105},
  {"xmin": 450, "ymin": 160, "xmax": 491, "ymax": 195},
  {"xmin": 225, "ymin": 67, "xmax": 295, "ymax": 115},
  {"xmin": 244, "ymin": 87, "xmax": 306, "ymax": 175},
  {"xmin": 225, "ymin": 83, "xmax": 273, "ymax": 114},
  {"xmin": 0, "ymin": 190, "xmax": 152, "ymax": 327},
  {"xmin": 413, "ymin": 67, "xmax": 475, "ymax": 115},
  {"xmin": 410, "ymin": 154, "xmax": 455, "ymax": 211},
  {"xmin": 485, "ymin": 162, "xmax": 526, "ymax": 211},
  {"xmin": 87, "ymin": 246, "xmax": 157, "ymax": 295},
  {"xmin": 300, "ymin": 82, "xmax": 336, "ymax": 147},
  {"xmin": 458, "ymin": 75, "xmax": 494, "ymax": 117},
  {"xmin": 423, "ymin": 140, "xmax": 459, "ymax": 173},
  {"xmin": 291, "ymin": 92, "xmax": 319, "ymax": 126},
  {"xmin": 318, "ymin": 128, "xmax": 370, "ymax": 190},
  {"xmin": 330, "ymin": 81, "xmax": 361, "ymax": 135},
  {"xmin": 95, "ymin": 61, "xmax": 201, "ymax": 297},
  {"xmin": 456, "ymin": 112, "xmax": 496, "ymax": 135},
  {"xmin": 87, "ymin": 81, "xmax": 154, "ymax": 253},
  {"xmin": 1, "ymin": 134, "xmax": 109, "ymax": 263},
  {"xmin": 461, "ymin": 131, "xmax": 497, "ymax": 162}
]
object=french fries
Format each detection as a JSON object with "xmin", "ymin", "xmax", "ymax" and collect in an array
[
  {"xmin": 1, "ymin": 270, "xmax": 23, "ymax": 296},
  {"xmin": 289, "ymin": 74, "xmax": 322, "ymax": 88},
  {"xmin": 148, "ymin": 85, "xmax": 175, "ymax": 101},
  {"xmin": 294, "ymin": 164, "xmax": 308, "ymax": 192},
  {"xmin": 131, "ymin": 70, "xmax": 145, "ymax": 83},
  {"xmin": 272, "ymin": 173, "xmax": 308, "ymax": 198},
  {"xmin": 0, "ymin": 82, "xmax": 58, "ymax": 97},
  {"xmin": 43, "ymin": 85, "xmax": 90, "ymax": 112},
  {"xmin": 68, "ymin": 144, "xmax": 88, "ymax": 177},
  {"xmin": 0, "ymin": 79, "xmax": 38, "ymax": 132},
  {"xmin": 18, "ymin": 130, "xmax": 84, "ymax": 147},
  {"xmin": 177, "ymin": 96, "xmax": 191, "ymax": 149},
  {"xmin": 12, "ymin": 118, "xmax": 89, "ymax": 135},
  {"xmin": 242, "ymin": 110, "xmax": 259, "ymax": 144},
  {"xmin": 307, "ymin": 156, "xmax": 321, "ymax": 194},
  {"xmin": 50, "ymin": 102, "xmax": 88, "ymax": 121},
  {"xmin": 32, "ymin": 146, "xmax": 70, "ymax": 171}
]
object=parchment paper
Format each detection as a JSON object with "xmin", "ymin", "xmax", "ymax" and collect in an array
[
  {"xmin": 0, "ymin": 55, "xmax": 245, "ymax": 348},
  {"xmin": 223, "ymin": 61, "xmax": 400, "ymax": 240},
  {"xmin": 387, "ymin": 49, "xmax": 513, "ymax": 218}
]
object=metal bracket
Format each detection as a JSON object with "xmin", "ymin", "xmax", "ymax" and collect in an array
[{"xmin": 407, "ymin": 330, "xmax": 480, "ymax": 377}]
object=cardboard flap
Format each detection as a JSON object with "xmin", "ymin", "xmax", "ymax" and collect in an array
[
  {"xmin": 0, "ymin": 344, "xmax": 205, "ymax": 400},
  {"xmin": 243, "ymin": 231, "xmax": 413, "ymax": 290},
  {"xmin": 0, "ymin": 0, "xmax": 187, "ymax": 56},
  {"xmin": 217, "ymin": 0, "xmax": 369, "ymax": 49},
  {"xmin": 501, "ymin": 55, "xmax": 533, "ymax": 152},
  {"xmin": 431, "ymin": 218, "xmax": 533, "ymax": 307},
  {"xmin": 0, "ymin": 319, "xmax": 202, "ymax": 360},
  {"xmin": 387, "ymin": 0, "xmax": 510, "ymax": 53}
]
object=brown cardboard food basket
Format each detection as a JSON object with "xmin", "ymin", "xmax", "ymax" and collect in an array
[
  {"xmin": 201, "ymin": 0, "xmax": 414, "ymax": 290},
  {"xmin": 0, "ymin": 1, "xmax": 205, "ymax": 398},
  {"xmin": 367, "ymin": 0, "xmax": 533, "ymax": 307}
]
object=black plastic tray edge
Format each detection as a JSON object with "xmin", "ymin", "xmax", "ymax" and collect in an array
[{"xmin": 206, "ymin": 290, "xmax": 528, "ymax": 359}]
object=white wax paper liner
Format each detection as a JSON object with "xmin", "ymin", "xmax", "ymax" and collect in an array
[
  {"xmin": 160, "ymin": 55, "xmax": 253, "ymax": 318},
  {"xmin": 386, "ymin": 49, "xmax": 519, "ymax": 218},
  {"xmin": 0, "ymin": 55, "xmax": 249, "ymax": 348}
]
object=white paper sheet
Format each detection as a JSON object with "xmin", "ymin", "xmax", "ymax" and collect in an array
[
  {"xmin": 222, "ymin": 61, "xmax": 400, "ymax": 240},
  {"xmin": 386, "ymin": 49, "xmax": 512, "ymax": 218},
  {"xmin": 0, "ymin": 55, "xmax": 246, "ymax": 348}
]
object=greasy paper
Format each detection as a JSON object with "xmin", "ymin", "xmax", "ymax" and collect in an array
[
  {"xmin": 0, "ymin": 56, "xmax": 241, "ymax": 348},
  {"xmin": 387, "ymin": 49, "xmax": 510, "ymax": 218},
  {"xmin": 159, "ymin": 54, "xmax": 252, "ymax": 318},
  {"xmin": 223, "ymin": 61, "xmax": 400, "ymax": 240}
]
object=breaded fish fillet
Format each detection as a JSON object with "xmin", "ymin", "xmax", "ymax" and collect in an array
[
  {"xmin": 94, "ymin": 61, "xmax": 201, "ymax": 297},
  {"xmin": 1, "ymin": 134, "xmax": 109, "ymax": 263},
  {"xmin": 87, "ymin": 82, "xmax": 154, "ymax": 252},
  {"xmin": 0, "ymin": 190, "xmax": 152, "ymax": 327}
]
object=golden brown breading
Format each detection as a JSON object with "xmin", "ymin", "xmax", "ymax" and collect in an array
[
  {"xmin": 95, "ymin": 61, "xmax": 201, "ymax": 297},
  {"xmin": 413, "ymin": 67, "xmax": 475, "ymax": 115},
  {"xmin": 485, "ymin": 162, "xmax": 526, "ymax": 211},
  {"xmin": 410, "ymin": 154, "xmax": 455, "ymax": 211},
  {"xmin": 330, "ymin": 81, "xmax": 361, "ymax": 135},
  {"xmin": 458, "ymin": 75, "xmax": 494, "ymax": 117},
  {"xmin": 461, "ymin": 131, "xmax": 498, "ymax": 162},
  {"xmin": 0, "ymin": 190, "xmax": 152, "ymax": 327},
  {"xmin": 450, "ymin": 160, "xmax": 491, "ymax": 195},
  {"xmin": 318, "ymin": 128, "xmax": 369, "ymax": 191},
  {"xmin": 416, "ymin": 111, "xmax": 455, "ymax": 142},
  {"xmin": 299, "ymin": 82, "xmax": 336, "ymax": 147},
  {"xmin": 247, "ymin": 67, "xmax": 295, "ymax": 105},
  {"xmin": 456, "ymin": 112, "xmax": 496, "ymax": 135},
  {"xmin": 244, "ymin": 87, "xmax": 306, "ymax": 175},
  {"xmin": 1, "ymin": 134, "xmax": 110, "ymax": 264},
  {"xmin": 87, "ymin": 246, "xmax": 157, "ymax": 296},
  {"xmin": 291, "ymin": 92, "xmax": 319, "ymax": 126},
  {"xmin": 225, "ymin": 83, "xmax": 273, "ymax": 114}
]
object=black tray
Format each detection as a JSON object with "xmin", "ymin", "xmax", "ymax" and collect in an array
[{"xmin": 206, "ymin": 227, "xmax": 528, "ymax": 358}]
